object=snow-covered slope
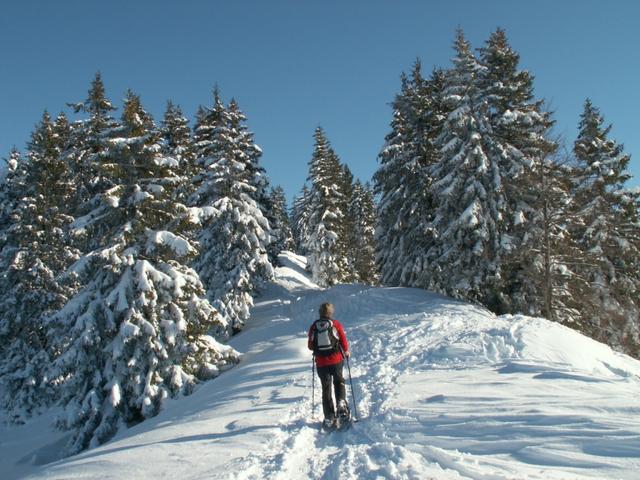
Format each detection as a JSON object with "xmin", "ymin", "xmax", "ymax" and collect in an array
[{"xmin": 2, "ymin": 251, "xmax": 640, "ymax": 479}]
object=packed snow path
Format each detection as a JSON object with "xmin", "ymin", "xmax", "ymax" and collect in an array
[{"xmin": 3, "ymin": 252, "xmax": 640, "ymax": 479}]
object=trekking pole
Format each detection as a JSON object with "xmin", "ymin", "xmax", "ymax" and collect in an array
[
  {"xmin": 340, "ymin": 346, "xmax": 359, "ymax": 421},
  {"xmin": 311, "ymin": 354, "xmax": 316, "ymax": 418}
]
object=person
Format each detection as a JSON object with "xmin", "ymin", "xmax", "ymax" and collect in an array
[{"xmin": 308, "ymin": 302, "xmax": 350, "ymax": 428}]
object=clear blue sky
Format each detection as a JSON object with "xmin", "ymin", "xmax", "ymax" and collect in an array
[{"xmin": 1, "ymin": 1, "xmax": 639, "ymax": 202}]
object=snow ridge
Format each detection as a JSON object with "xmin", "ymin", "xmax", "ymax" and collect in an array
[{"xmin": 2, "ymin": 252, "xmax": 640, "ymax": 480}]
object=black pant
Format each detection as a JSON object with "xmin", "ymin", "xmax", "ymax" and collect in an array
[{"xmin": 317, "ymin": 361, "xmax": 346, "ymax": 419}]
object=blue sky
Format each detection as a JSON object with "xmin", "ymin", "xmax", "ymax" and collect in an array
[{"xmin": 1, "ymin": 0, "xmax": 639, "ymax": 202}]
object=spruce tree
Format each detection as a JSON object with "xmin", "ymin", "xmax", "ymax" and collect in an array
[
  {"xmin": 65, "ymin": 73, "xmax": 120, "ymax": 252},
  {"xmin": 374, "ymin": 63, "xmax": 443, "ymax": 288},
  {"xmin": 47, "ymin": 91, "xmax": 238, "ymax": 454},
  {"xmin": 350, "ymin": 180, "xmax": 378, "ymax": 284},
  {"xmin": 190, "ymin": 91, "xmax": 273, "ymax": 334},
  {"xmin": 513, "ymin": 156, "xmax": 595, "ymax": 326},
  {"xmin": 427, "ymin": 30, "xmax": 508, "ymax": 304},
  {"xmin": 304, "ymin": 127, "xmax": 350, "ymax": 287},
  {"xmin": 0, "ymin": 148, "xmax": 25, "ymax": 244},
  {"xmin": 573, "ymin": 99, "xmax": 640, "ymax": 354},
  {"xmin": 160, "ymin": 100, "xmax": 195, "ymax": 203},
  {"xmin": 338, "ymin": 163, "xmax": 359, "ymax": 282},
  {"xmin": 265, "ymin": 186, "xmax": 295, "ymax": 262},
  {"xmin": 0, "ymin": 112, "xmax": 78, "ymax": 422},
  {"xmin": 291, "ymin": 185, "xmax": 312, "ymax": 255},
  {"xmin": 478, "ymin": 28, "xmax": 557, "ymax": 312}
]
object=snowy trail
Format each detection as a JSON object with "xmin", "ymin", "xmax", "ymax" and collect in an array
[
  {"xmin": 213, "ymin": 275, "xmax": 640, "ymax": 480},
  {"xmin": 3, "ymin": 252, "xmax": 640, "ymax": 479}
]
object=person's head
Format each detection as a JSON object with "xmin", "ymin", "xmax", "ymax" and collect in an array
[{"xmin": 319, "ymin": 302, "xmax": 334, "ymax": 319}]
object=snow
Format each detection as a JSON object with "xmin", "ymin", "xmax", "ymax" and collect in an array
[
  {"xmin": 145, "ymin": 230, "xmax": 194, "ymax": 257},
  {"xmin": 2, "ymin": 251, "xmax": 640, "ymax": 479}
]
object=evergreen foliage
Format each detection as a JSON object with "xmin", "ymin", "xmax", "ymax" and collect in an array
[
  {"xmin": 291, "ymin": 185, "xmax": 312, "ymax": 255},
  {"xmin": 373, "ymin": 27, "xmax": 640, "ymax": 360},
  {"xmin": 296, "ymin": 128, "xmax": 377, "ymax": 286},
  {"xmin": 0, "ymin": 112, "xmax": 78, "ymax": 422},
  {"xmin": 572, "ymin": 99, "xmax": 640, "ymax": 354},
  {"xmin": 46, "ymin": 91, "xmax": 239, "ymax": 453},
  {"xmin": 265, "ymin": 186, "xmax": 295, "ymax": 262},
  {"xmin": 374, "ymin": 63, "xmax": 443, "ymax": 288},
  {"xmin": 426, "ymin": 30, "xmax": 508, "ymax": 304},
  {"xmin": 66, "ymin": 72, "xmax": 119, "ymax": 223},
  {"xmin": 511, "ymin": 156, "xmax": 595, "ymax": 325},
  {"xmin": 160, "ymin": 100, "xmax": 195, "ymax": 203},
  {"xmin": 349, "ymin": 181, "xmax": 378, "ymax": 284},
  {"xmin": 190, "ymin": 91, "xmax": 273, "ymax": 334},
  {"xmin": 478, "ymin": 28, "xmax": 558, "ymax": 312},
  {"xmin": 304, "ymin": 128, "xmax": 350, "ymax": 287}
]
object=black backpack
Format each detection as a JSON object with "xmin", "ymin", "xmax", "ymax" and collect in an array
[{"xmin": 311, "ymin": 318, "xmax": 340, "ymax": 356}]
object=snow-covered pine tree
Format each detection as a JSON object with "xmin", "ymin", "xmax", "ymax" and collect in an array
[
  {"xmin": 374, "ymin": 62, "xmax": 443, "ymax": 288},
  {"xmin": 573, "ymin": 99, "xmax": 640, "ymax": 355},
  {"xmin": 228, "ymin": 98, "xmax": 271, "ymax": 214},
  {"xmin": 47, "ymin": 91, "xmax": 239, "ymax": 454},
  {"xmin": 291, "ymin": 185, "xmax": 312, "ymax": 255},
  {"xmin": 427, "ymin": 30, "xmax": 509, "ymax": 305},
  {"xmin": 0, "ymin": 149, "xmax": 26, "ymax": 345},
  {"xmin": 0, "ymin": 148, "xmax": 25, "ymax": 246},
  {"xmin": 478, "ymin": 28, "xmax": 558, "ymax": 312},
  {"xmin": 66, "ymin": 73, "xmax": 119, "ymax": 215},
  {"xmin": 265, "ymin": 186, "xmax": 295, "ymax": 262},
  {"xmin": 0, "ymin": 112, "xmax": 78, "ymax": 422},
  {"xmin": 160, "ymin": 100, "xmax": 195, "ymax": 203},
  {"xmin": 304, "ymin": 127, "xmax": 350, "ymax": 287},
  {"xmin": 190, "ymin": 91, "xmax": 273, "ymax": 334},
  {"xmin": 338, "ymin": 163, "xmax": 359, "ymax": 283},
  {"xmin": 349, "ymin": 180, "xmax": 378, "ymax": 284}
]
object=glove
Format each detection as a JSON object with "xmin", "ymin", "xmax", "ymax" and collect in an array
[{"xmin": 344, "ymin": 350, "xmax": 350, "ymax": 359}]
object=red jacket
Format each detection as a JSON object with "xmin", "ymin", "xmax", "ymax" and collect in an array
[{"xmin": 308, "ymin": 318, "xmax": 349, "ymax": 367}]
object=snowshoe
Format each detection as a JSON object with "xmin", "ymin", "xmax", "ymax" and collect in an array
[
  {"xmin": 321, "ymin": 416, "xmax": 336, "ymax": 432},
  {"xmin": 335, "ymin": 401, "xmax": 351, "ymax": 430}
]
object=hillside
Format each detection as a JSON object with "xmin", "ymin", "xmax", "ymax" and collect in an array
[{"xmin": 2, "ymin": 251, "xmax": 640, "ymax": 479}]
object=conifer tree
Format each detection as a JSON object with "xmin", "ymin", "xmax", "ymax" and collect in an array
[
  {"xmin": 47, "ymin": 91, "xmax": 238, "ymax": 454},
  {"xmin": 338, "ymin": 163, "xmax": 359, "ymax": 282},
  {"xmin": 511, "ymin": 155, "xmax": 596, "ymax": 326},
  {"xmin": 573, "ymin": 99, "xmax": 640, "ymax": 353},
  {"xmin": 0, "ymin": 149, "xmax": 25, "ymax": 347},
  {"xmin": 66, "ymin": 73, "xmax": 119, "ymax": 215},
  {"xmin": 374, "ymin": 63, "xmax": 443, "ymax": 288},
  {"xmin": 350, "ymin": 180, "xmax": 378, "ymax": 284},
  {"xmin": 160, "ymin": 100, "xmax": 195, "ymax": 203},
  {"xmin": 291, "ymin": 185, "xmax": 312, "ymax": 255},
  {"xmin": 425, "ymin": 30, "xmax": 509, "ymax": 304},
  {"xmin": 0, "ymin": 112, "xmax": 78, "ymax": 422},
  {"xmin": 228, "ymin": 99, "xmax": 271, "ymax": 213},
  {"xmin": 478, "ymin": 28, "xmax": 557, "ymax": 312},
  {"xmin": 265, "ymin": 186, "xmax": 295, "ymax": 262},
  {"xmin": 304, "ymin": 128, "xmax": 351, "ymax": 287},
  {"xmin": 190, "ymin": 91, "xmax": 273, "ymax": 334},
  {"xmin": 0, "ymin": 148, "xmax": 25, "ymax": 244}
]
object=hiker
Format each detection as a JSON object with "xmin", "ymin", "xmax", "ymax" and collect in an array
[{"xmin": 308, "ymin": 302, "xmax": 350, "ymax": 428}]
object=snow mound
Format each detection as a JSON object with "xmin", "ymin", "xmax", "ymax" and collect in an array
[
  {"xmin": 2, "ymin": 251, "xmax": 639, "ymax": 480},
  {"xmin": 272, "ymin": 250, "xmax": 320, "ymax": 291}
]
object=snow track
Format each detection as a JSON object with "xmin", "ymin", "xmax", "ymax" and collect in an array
[
  {"xmin": 215, "ymin": 274, "xmax": 640, "ymax": 480},
  {"xmin": 4, "ymin": 252, "xmax": 640, "ymax": 479}
]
